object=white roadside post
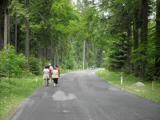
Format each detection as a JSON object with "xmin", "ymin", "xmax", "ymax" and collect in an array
[
  {"xmin": 83, "ymin": 40, "xmax": 85, "ymax": 70},
  {"xmin": 121, "ymin": 73, "xmax": 123, "ymax": 89}
]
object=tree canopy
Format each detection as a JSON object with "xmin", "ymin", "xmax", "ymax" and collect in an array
[{"xmin": 0, "ymin": 0, "xmax": 160, "ymax": 80}]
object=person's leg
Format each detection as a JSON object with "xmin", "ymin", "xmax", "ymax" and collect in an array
[
  {"xmin": 53, "ymin": 78, "xmax": 56, "ymax": 86},
  {"xmin": 55, "ymin": 78, "xmax": 58, "ymax": 86},
  {"xmin": 52, "ymin": 78, "xmax": 54, "ymax": 83},
  {"xmin": 47, "ymin": 79, "xmax": 49, "ymax": 86},
  {"xmin": 45, "ymin": 79, "xmax": 47, "ymax": 86},
  {"xmin": 44, "ymin": 79, "xmax": 46, "ymax": 87},
  {"xmin": 50, "ymin": 76, "xmax": 53, "ymax": 83},
  {"xmin": 56, "ymin": 78, "xmax": 58, "ymax": 84}
]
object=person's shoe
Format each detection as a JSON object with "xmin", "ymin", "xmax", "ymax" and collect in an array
[{"xmin": 54, "ymin": 83, "xmax": 56, "ymax": 87}]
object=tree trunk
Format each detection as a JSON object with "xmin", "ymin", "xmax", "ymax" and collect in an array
[
  {"xmin": 25, "ymin": 0, "xmax": 30, "ymax": 57},
  {"xmin": 15, "ymin": 17, "xmax": 18, "ymax": 52},
  {"xmin": 25, "ymin": 18, "xmax": 30, "ymax": 57},
  {"xmin": 155, "ymin": 0, "xmax": 160, "ymax": 79},
  {"xmin": 140, "ymin": 0, "xmax": 149, "ymax": 78},
  {"xmin": 56, "ymin": 51, "xmax": 59, "ymax": 64},
  {"xmin": 7, "ymin": 14, "xmax": 10, "ymax": 46},
  {"xmin": 45, "ymin": 48, "xmax": 48, "ymax": 59},
  {"xmin": 50, "ymin": 39, "xmax": 54, "ymax": 63},
  {"xmin": 141, "ymin": 0, "xmax": 148, "ymax": 43},
  {"xmin": 133, "ymin": 9, "xmax": 140, "ymax": 75},
  {"xmin": 133, "ymin": 12, "xmax": 139, "ymax": 50},
  {"xmin": 83, "ymin": 40, "xmax": 85, "ymax": 69},
  {"xmin": 127, "ymin": 23, "xmax": 132, "ymax": 72},
  {"xmin": 4, "ymin": 8, "xmax": 8, "ymax": 49},
  {"xmin": 43, "ymin": 48, "xmax": 45, "ymax": 58},
  {"xmin": 0, "ymin": 8, "xmax": 3, "ymax": 49}
]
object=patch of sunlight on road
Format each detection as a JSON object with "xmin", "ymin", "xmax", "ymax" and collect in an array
[{"xmin": 52, "ymin": 90, "xmax": 77, "ymax": 101}]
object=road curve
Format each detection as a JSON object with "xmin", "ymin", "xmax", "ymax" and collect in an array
[{"xmin": 10, "ymin": 70, "xmax": 160, "ymax": 120}]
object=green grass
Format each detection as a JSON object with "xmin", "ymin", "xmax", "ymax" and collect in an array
[
  {"xmin": 97, "ymin": 70, "xmax": 160, "ymax": 104},
  {"xmin": 0, "ymin": 76, "xmax": 43, "ymax": 120}
]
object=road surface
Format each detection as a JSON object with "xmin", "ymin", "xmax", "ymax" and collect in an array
[{"xmin": 10, "ymin": 70, "xmax": 160, "ymax": 120}]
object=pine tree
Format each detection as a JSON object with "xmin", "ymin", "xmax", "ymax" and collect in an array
[{"xmin": 155, "ymin": 0, "xmax": 160, "ymax": 79}]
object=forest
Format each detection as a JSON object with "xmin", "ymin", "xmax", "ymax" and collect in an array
[
  {"xmin": 0, "ymin": 0, "xmax": 160, "ymax": 119},
  {"xmin": 0, "ymin": 0, "xmax": 160, "ymax": 79}
]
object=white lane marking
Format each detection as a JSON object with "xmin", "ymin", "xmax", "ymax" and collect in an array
[{"xmin": 52, "ymin": 90, "xmax": 77, "ymax": 101}]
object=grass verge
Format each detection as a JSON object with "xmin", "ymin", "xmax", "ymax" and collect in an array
[
  {"xmin": 97, "ymin": 70, "xmax": 160, "ymax": 104},
  {"xmin": 0, "ymin": 76, "xmax": 43, "ymax": 120}
]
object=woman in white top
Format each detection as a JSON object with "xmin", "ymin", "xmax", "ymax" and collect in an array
[{"xmin": 43, "ymin": 66, "xmax": 50, "ymax": 86}]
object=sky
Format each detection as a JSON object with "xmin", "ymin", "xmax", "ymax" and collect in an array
[
  {"xmin": 72, "ymin": 0, "xmax": 99, "ymax": 4},
  {"xmin": 72, "ymin": 0, "xmax": 77, "ymax": 4}
]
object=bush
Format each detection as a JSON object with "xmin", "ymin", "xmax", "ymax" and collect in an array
[
  {"xmin": 146, "ymin": 65, "xmax": 160, "ymax": 81},
  {"xmin": 0, "ymin": 46, "xmax": 27, "ymax": 77},
  {"xmin": 28, "ymin": 57, "xmax": 42, "ymax": 75},
  {"xmin": 63, "ymin": 59, "xmax": 74, "ymax": 69}
]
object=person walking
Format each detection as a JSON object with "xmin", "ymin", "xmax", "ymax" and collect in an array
[
  {"xmin": 52, "ymin": 65, "xmax": 59, "ymax": 87},
  {"xmin": 48, "ymin": 63, "xmax": 53, "ymax": 82},
  {"xmin": 56, "ymin": 64, "xmax": 60, "ymax": 77},
  {"xmin": 43, "ymin": 65, "xmax": 50, "ymax": 86}
]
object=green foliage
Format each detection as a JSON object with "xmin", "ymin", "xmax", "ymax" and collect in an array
[
  {"xmin": 10, "ymin": 0, "xmax": 27, "ymax": 18},
  {"xmin": 0, "ymin": 46, "xmax": 27, "ymax": 77},
  {"xmin": 104, "ymin": 34, "xmax": 128, "ymax": 71},
  {"xmin": 28, "ymin": 57, "xmax": 42, "ymax": 75},
  {"xmin": 2, "ymin": 0, "xmax": 108, "ymax": 70},
  {"xmin": 62, "ymin": 44, "xmax": 76, "ymax": 69},
  {"xmin": 2, "ymin": 0, "xmax": 159, "ymax": 80},
  {"xmin": 0, "ymin": 46, "xmax": 43, "ymax": 77},
  {"xmin": 63, "ymin": 59, "xmax": 74, "ymax": 70},
  {"xmin": 99, "ymin": 0, "xmax": 160, "ymax": 80},
  {"xmin": 131, "ymin": 45, "xmax": 147, "ymax": 65}
]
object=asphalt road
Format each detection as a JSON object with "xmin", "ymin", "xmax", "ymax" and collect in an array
[{"xmin": 10, "ymin": 70, "xmax": 160, "ymax": 120}]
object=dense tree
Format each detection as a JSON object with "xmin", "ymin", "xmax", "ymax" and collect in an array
[
  {"xmin": 155, "ymin": 0, "xmax": 160, "ymax": 79},
  {"xmin": 0, "ymin": 0, "xmax": 159, "ymax": 80}
]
